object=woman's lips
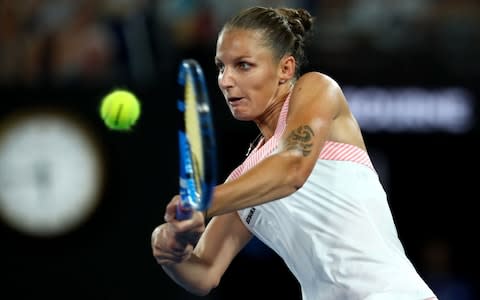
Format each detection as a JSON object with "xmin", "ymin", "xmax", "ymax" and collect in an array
[{"xmin": 228, "ymin": 97, "xmax": 243, "ymax": 102}]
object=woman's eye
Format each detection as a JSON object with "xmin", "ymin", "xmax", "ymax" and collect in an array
[{"xmin": 238, "ymin": 62, "xmax": 250, "ymax": 70}]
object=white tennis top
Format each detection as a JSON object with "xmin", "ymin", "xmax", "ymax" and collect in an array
[{"xmin": 227, "ymin": 97, "xmax": 436, "ymax": 300}]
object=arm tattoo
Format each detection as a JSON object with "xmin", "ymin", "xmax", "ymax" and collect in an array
[{"xmin": 285, "ymin": 125, "xmax": 314, "ymax": 157}]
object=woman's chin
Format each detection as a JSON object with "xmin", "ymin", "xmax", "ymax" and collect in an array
[
  {"xmin": 229, "ymin": 108, "xmax": 251, "ymax": 121},
  {"xmin": 231, "ymin": 113, "xmax": 253, "ymax": 121}
]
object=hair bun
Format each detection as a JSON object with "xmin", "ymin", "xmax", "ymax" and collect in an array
[{"xmin": 278, "ymin": 8, "xmax": 314, "ymax": 37}]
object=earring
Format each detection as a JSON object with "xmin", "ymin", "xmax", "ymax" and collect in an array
[{"xmin": 279, "ymin": 79, "xmax": 286, "ymax": 84}]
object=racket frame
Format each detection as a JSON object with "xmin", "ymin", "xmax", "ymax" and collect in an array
[{"xmin": 176, "ymin": 59, "xmax": 217, "ymax": 220}]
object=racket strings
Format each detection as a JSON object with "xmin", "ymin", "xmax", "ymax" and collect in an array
[{"xmin": 185, "ymin": 73, "xmax": 205, "ymax": 200}]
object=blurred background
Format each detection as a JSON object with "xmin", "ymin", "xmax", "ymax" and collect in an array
[{"xmin": 0, "ymin": 0, "xmax": 479, "ymax": 299}]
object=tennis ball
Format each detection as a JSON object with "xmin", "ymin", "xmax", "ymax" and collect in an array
[{"xmin": 100, "ymin": 89, "xmax": 141, "ymax": 130}]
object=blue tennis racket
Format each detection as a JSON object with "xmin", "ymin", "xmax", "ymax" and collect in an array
[{"xmin": 176, "ymin": 59, "xmax": 217, "ymax": 220}]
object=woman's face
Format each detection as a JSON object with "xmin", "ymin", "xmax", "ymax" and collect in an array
[{"xmin": 215, "ymin": 28, "xmax": 282, "ymax": 121}]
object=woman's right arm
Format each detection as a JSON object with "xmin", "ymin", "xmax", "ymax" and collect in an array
[{"xmin": 151, "ymin": 196, "xmax": 253, "ymax": 296}]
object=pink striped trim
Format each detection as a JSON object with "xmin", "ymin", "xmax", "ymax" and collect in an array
[
  {"xmin": 227, "ymin": 139, "xmax": 375, "ymax": 182},
  {"xmin": 320, "ymin": 141, "xmax": 374, "ymax": 171}
]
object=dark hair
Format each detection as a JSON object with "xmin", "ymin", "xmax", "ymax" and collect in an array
[{"xmin": 222, "ymin": 6, "xmax": 314, "ymax": 77}]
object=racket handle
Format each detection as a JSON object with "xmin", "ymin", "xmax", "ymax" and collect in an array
[
  {"xmin": 177, "ymin": 181, "xmax": 193, "ymax": 220},
  {"xmin": 176, "ymin": 202, "xmax": 193, "ymax": 220}
]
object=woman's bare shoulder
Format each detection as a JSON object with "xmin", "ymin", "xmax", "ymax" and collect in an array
[
  {"xmin": 297, "ymin": 71, "xmax": 339, "ymax": 87},
  {"xmin": 292, "ymin": 72, "xmax": 343, "ymax": 104}
]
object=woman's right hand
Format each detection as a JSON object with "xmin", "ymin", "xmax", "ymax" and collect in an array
[{"xmin": 151, "ymin": 195, "xmax": 206, "ymax": 266}]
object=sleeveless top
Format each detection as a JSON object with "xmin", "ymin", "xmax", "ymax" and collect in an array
[{"xmin": 226, "ymin": 96, "xmax": 436, "ymax": 300}]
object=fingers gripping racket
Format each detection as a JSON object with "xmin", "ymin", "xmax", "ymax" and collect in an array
[{"xmin": 176, "ymin": 59, "xmax": 217, "ymax": 220}]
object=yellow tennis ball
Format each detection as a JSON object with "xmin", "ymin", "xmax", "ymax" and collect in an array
[{"xmin": 100, "ymin": 89, "xmax": 141, "ymax": 130}]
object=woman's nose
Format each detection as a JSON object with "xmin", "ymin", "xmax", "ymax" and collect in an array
[{"xmin": 218, "ymin": 68, "xmax": 234, "ymax": 89}]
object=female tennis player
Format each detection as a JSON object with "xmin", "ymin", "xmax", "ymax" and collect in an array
[{"xmin": 151, "ymin": 6, "xmax": 438, "ymax": 300}]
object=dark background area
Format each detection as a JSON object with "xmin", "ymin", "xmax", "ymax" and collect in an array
[{"xmin": 1, "ymin": 1, "xmax": 479, "ymax": 299}]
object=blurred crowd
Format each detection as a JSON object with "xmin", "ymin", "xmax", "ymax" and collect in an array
[
  {"xmin": 1, "ymin": 0, "xmax": 479, "ymax": 87},
  {"xmin": 0, "ymin": 1, "xmax": 478, "ymax": 299}
]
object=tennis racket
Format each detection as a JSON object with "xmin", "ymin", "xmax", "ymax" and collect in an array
[{"xmin": 176, "ymin": 59, "xmax": 217, "ymax": 220}]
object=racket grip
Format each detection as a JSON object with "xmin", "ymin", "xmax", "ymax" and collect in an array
[
  {"xmin": 177, "ymin": 181, "xmax": 193, "ymax": 220},
  {"xmin": 176, "ymin": 202, "xmax": 193, "ymax": 220}
]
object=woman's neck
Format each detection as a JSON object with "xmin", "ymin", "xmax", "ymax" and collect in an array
[{"xmin": 255, "ymin": 86, "xmax": 292, "ymax": 140}]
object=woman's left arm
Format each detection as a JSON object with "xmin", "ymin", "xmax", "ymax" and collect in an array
[{"xmin": 208, "ymin": 72, "xmax": 343, "ymax": 216}]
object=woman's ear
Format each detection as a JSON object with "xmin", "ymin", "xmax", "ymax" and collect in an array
[{"xmin": 278, "ymin": 55, "xmax": 296, "ymax": 84}]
